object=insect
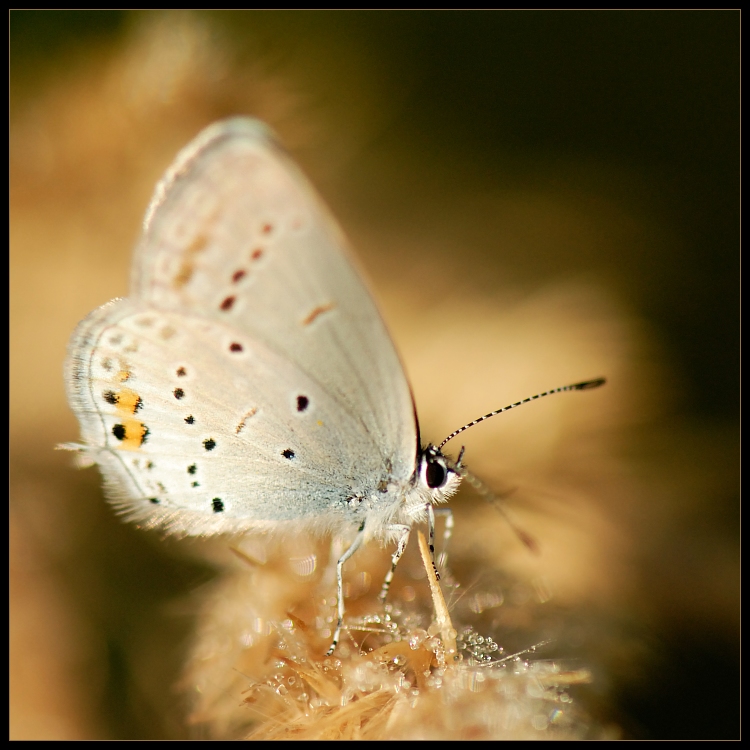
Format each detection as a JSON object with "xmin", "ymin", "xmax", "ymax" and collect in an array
[{"xmin": 63, "ymin": 118, "xmax": 604, "ymax": 653}]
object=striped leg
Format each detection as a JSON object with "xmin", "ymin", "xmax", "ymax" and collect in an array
[
  {"xmin": 326, "ymin": 526, "xmax": 366, "ymax": 656},
  {"xmin": 431, "ymin": 506, "xmax": 454, "ymax": 578},
  {"xmin": 378, "ymin": 524, "xmax": 411, "ymax": 604},
  {"xmin": 427, "ymin": 504, "xmax": 440, "ymax": 580}
]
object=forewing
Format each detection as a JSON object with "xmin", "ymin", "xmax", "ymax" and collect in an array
[{"xmin": 131, "ymin": 119, "xmax": 416, "ymax": 489}]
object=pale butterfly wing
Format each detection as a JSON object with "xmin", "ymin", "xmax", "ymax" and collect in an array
[{"xmin": 65, "ymin": 119, "xmax": 417, "ymax": 536}]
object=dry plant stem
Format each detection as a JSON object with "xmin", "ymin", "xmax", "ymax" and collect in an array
[{"xmin": 416, "ymin": 530, "xmax": 457, "ymax": 662}]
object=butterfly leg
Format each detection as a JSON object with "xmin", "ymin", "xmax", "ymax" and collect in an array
[
  {"xmin": 426, "ymin": 504, "xmax": 440, "ymax": 580},
  {"xmin": 378, "ymin": 524, "xmax": 411, "ymax": 604},
  {"xmin": 327, "ymin": 525, "xmax": 366, "ymax": 656},
  {"xmin": 432, "ymin": 507, "xmax": 454, "ymax": 577}
]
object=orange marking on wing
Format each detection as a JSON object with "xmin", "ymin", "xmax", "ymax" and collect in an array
[
  {"xmin": 187, "ymin": 233, "xmax": 209, "ymax": 254},
  {"xmin": 173, "ymin": 233, "xmax": 210, "ymax": 289},
  {"xmin": 302, "ymin": 302, "xmax": 335, "ymax": 326},
  {"xmin": 236, "ymin": 407, "xmax": 258, "ymax": 434},
  {"xmin": 116, "ymin": 370, "xmax": 131, "ymax": 383},
  {"xmin": 173, "ymin": 261, "xmax": 195, "ymax": 288},
  {"xmin": 117, "ymin": 420, "xmax": 148, "ymax": 451},
  {"xmin": 116, "ymin": 388, "xmax": 142, "ymax": 416}
]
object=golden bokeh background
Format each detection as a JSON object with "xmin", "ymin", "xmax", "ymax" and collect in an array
[{"xmin": 10, "ymin": 10, "xmax": 738, "ymax": 739}]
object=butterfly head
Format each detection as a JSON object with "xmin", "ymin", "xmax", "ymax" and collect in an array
[{"xmin": 416, "ymin": 445, "xmax": 462, "ymax": 506}]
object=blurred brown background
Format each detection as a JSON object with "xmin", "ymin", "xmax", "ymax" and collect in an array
[{"xmin": 10, "ymin": 10, "xmax": 738, "ymax": 739}]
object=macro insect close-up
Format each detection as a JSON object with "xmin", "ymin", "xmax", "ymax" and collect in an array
[
  {"xmin": 60, "ymin": 115, "xmax": 606, "ymax": 662},
  {"xmin": 11, "ymin": 11, "xmax": 738, "ymax": 741}
]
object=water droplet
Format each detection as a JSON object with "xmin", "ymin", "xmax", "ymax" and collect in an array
[{"xmin": 408, "ymin": 629, "xmax": 428, "ymax": 649}]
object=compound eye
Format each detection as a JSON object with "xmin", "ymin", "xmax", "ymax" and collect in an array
[{"xmin": 425, "ymin": 457, "xmax": 448, "ymax": 489}]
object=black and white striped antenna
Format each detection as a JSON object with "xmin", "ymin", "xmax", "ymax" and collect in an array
[{"xmin": 438, "ymin": 378, "xmax": 606, "ymax": 450}]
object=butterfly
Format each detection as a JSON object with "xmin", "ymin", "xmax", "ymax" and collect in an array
[{"xmin": 63, "ymin": 118, "xmax": 603, "ymax": 653}]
